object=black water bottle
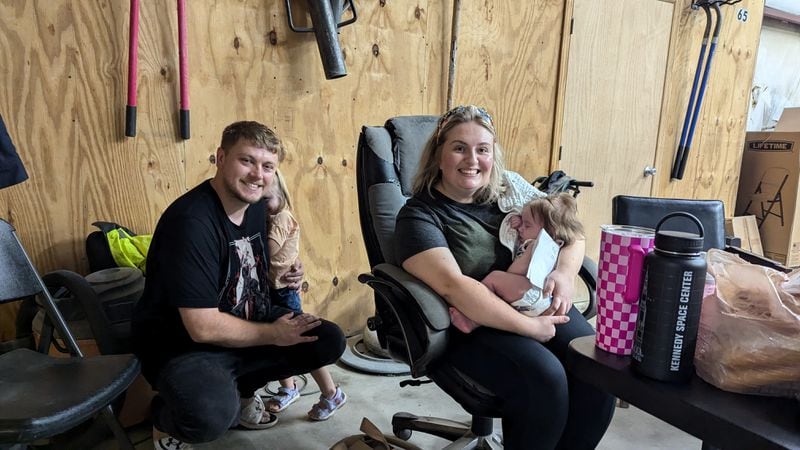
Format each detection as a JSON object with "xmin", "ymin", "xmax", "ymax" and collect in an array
[{"xmin": 631, "ymin": 212, "xmax": 706, "ymax": 382}]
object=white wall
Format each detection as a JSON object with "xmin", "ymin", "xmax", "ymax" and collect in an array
[
  {"xmin": 767, "ymin": 0, "xmax": 800, "ymax": 16},
  {"xmin": 747, "ymin": 16, "xmax": 800, "ymax": 131}
]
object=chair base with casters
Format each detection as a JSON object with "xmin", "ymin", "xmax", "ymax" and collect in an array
[
  {"xmin": 392, "ymin": 413, "xmax": 502, "ymax": 450},
  {"xmin": 359, "ymin": 267, "xmax": 504, "ymax": 449}
]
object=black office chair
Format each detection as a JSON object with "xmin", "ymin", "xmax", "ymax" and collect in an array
[
  {"xmin": 356, "ymin": 115, "xmax": 597, "ymax": 448},
  {"xmin": 0, "ymin": 218, "xmax": 140, "ymax": 449},
  {"xmin": 612, "ymin": 195, "xmax": 726, "ymax": 251}
]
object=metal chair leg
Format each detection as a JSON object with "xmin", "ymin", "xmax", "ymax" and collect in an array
[{"xmin": 99, "ymin": 405, "xmax": 135, "ymax": 450}]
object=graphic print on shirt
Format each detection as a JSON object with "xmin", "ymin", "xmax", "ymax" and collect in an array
[{"xmin": 220, "ymin": 233, "xmax": 270, "ymax": 321}]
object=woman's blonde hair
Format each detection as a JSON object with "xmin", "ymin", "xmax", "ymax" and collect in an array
[
  {"xmin": 268, "ymin": 170, "xmax": 293, "ymax": 213},
  {"xmin": 525, "ymin": 192, "xmax": 584, "ymax": 246},
  {"xmin": 412, "ymin": 105, "xmax": 507, "ymax": 204}
]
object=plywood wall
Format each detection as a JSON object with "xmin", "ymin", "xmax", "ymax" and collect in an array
[
  {"xmin": 452, "ymin": 0, "xmax": 569, "ymax": 177},
  {"xmin": 0, "ymin": 1, "xmax": 763, "ymax": 334},
  {"xmin": 0, "ymin": 1, "xmax": 570, "ymax": 334},
  {"xmin": 559, "ymin": 0, "xmax": 674, "ymax": 261},
  {"xmin": 653, "ymin": 0, "xmax": 764, "ymax": 204}
]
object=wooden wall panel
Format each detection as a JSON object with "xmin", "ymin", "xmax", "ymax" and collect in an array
[
  {"xmin": 653, "ymin": 0, "xmax": 764, "ymax": 206},
  {"xmin": 0, "ymin": 1, "xmax": 184, "ymax": 274},
  {"xmin": 0, "ymin": 0, "xmax": 452, "ymax": 334},
  {"xmin": 453, "ymin": 0, "xmax": 568, "ymax": 179},
  {"xmin": 560, "ymin": 0, "xmax": 673, "ymax": 261},
  {"xmin": 0, "ymin": 0, "xmax": 762, "ymax": 335}
]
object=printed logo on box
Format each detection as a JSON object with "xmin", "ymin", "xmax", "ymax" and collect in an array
[{"xmin": 747, "ymin": 141, "xmax": 794, "ymax": 152}]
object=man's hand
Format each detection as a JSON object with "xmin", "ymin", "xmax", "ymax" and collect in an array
[
  {"xmin": 269, "ymin": 313, "xmax": 321, "ymax": 346},
  {"xmin": 281, "ymin": 258, "xmax": 304, "ymax": 291},
  {"xmin": 541, "ymin": 268, "xmax": 575, "ymax": 316}
]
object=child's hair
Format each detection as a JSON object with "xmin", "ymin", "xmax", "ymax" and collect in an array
[
  {"xmin": 524, "ymin": 192, "xmax": 584, "ymax": 246},
  {"xmin": 268, "ymin": 170, "xmax": 293, "ymax": 213}
]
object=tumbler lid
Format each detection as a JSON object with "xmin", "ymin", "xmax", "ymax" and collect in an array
[{"xmin": 600, "ymin": 224, "xmax": 654, "ymax": 238}]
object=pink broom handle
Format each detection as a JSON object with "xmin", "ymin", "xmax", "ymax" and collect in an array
[
  {"xmin": 125, "ymin": 0, "xmax": 139, "ymax": 137},
  {"xmin": 178, "ymin": 0, "xmax": 189, "ymax": 139}
]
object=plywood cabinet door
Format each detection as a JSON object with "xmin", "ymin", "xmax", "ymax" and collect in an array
[{"xmin": 559, "ymin": 0, "xmax": 673, "ymax": 260}]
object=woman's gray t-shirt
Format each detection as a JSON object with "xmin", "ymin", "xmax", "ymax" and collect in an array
[{"xmin": 394, "ymin": 189, "xmax": 512, "ymax": 280}]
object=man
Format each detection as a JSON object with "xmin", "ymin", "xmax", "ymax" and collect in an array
[{"xmin": 132, "ymin": 121, "xmax": 345, "ymax": 449}]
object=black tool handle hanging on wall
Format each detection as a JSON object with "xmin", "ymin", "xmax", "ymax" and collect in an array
[
  {"xmin": 671, "ymin": 0, "xmax": 742, "ymax": 180},
  {"xmin": 285, "ymin": 0, "xmax": 358, "ymax": 80},
  {"xmin": 671, "ymin": 3, "xmax": 712, "ymax": 180}
]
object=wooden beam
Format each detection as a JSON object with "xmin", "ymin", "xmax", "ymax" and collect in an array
[{"xmin": 764, "ymin": 6, "xmax": 800, "ymax": 26}]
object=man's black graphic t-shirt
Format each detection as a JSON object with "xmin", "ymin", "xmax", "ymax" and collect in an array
[{"xmin": 132, "ymin": 181, "xmax": 289, "ymax": 380}]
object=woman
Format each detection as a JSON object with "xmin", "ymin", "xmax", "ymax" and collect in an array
[{"xmin": 393, "ymin": 105, "xmax": 615, "ymax": 449}]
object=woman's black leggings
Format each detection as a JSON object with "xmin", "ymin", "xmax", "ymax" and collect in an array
[
  {"xmin": 445, "ymin": 307, "xmax": 615, "ymax": 450},
  {"xmin": 150, "ymin": 320, "xmax": 345, "ymax": 443}
]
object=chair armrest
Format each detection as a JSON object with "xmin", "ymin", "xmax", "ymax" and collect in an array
[
  {"xmin": 370, "ymin": 260, "xmax": 598, "ymax": 325},
  {"xmin": 359, "ymin": 263, "xmax": 451, "ymax": 378},
  {"xmin": 372, "ymin": 264, "xmax": 450, "ymax": 331}
]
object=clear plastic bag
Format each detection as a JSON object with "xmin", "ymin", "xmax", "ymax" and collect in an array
[{"xmin": 694, "ymin": 249, "xmax": 800, "ymax": 399}]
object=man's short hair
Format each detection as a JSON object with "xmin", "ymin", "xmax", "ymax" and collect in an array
[{"xmin": 220, "ymin": 121, "xmax": 285, "ymax": 162}]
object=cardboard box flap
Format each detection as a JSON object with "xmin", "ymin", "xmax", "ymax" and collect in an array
[{"xmin": 775, "ymin": 107, "xmax": 800, "ymax": 132}]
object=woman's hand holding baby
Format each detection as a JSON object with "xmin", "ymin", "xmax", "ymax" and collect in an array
[
  {"xmin": 524, "ymin": 314, "xmax": 570, "ymax": 342},
  {"xmin": 542, "ymin": 268, "xmax": 575, "ymax": 316}
]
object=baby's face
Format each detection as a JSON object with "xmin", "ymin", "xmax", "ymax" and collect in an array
[
  {"xmin": 264, "ymin": 185, "xmax": 281, "ymax": 215},
  {"xmin": 517, "ymin": 207, "xmax": 543, "ymax": 241}
]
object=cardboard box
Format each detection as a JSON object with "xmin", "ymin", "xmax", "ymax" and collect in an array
[
  {"xmin": 735, "ymin": 112, "xmax": 800, "ymax": 266},
  {"xmin": 775, "ymin": 107, "xmax": 800, "ymax": 132},
  {"xmin": 725, "ymin": 216, "xmax": 763, "ymax": 256}
]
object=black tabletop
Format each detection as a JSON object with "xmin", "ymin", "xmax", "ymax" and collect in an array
[{"xmin": 566, "ymin": 335, "xmax": 800, "ymax": 450}]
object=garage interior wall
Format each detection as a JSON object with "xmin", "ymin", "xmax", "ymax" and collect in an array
[
  {"xmin": 747, "ymin": 13, "xmax": 800, "ymax": 131},
  {"xmin": 0, "ymin": 0, "xmax": 762, "ymax": 335}
]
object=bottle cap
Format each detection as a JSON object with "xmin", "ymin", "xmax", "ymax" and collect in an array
[
  {"xmin": 655, "ymin": 230, "xmax": 704, "ymax": 254},
  {"xmin": 653, "ymin": 212, "xmax": 705, "ymax": 254}
]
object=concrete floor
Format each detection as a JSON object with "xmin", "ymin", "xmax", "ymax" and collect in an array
[{"xmin": 100, "ymin": 340, "xmax": 702, "ymax": 450}]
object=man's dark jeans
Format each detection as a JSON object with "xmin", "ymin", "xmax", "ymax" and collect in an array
[{"xmin": 150, "ymin": 320, "xmax": 345, "ymax": 443}]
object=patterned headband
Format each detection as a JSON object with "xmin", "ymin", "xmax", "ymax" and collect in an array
[{"xmin": 436, "ymin": 105, "xmax": 494, "ymax": 139}]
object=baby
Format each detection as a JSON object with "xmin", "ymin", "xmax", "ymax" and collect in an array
[{"xmin": 449, "ymin": 192, "xmax": 584, "ymax": 333}]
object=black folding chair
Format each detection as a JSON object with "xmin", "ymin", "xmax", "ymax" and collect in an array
[{"xmin": 0, "ymin": 218, "xmax": 140, "ymax": 449}]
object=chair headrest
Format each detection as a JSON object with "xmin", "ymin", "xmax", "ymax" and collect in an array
[
  {"xmin": 385, "ymin": 116, "xmax": 438, "ymax": 196},
  {"xmin": 357, "ymin": 115, "xmax": 439, "ymax": 266}
]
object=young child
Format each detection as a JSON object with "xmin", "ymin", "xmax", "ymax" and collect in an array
[
  {"xmin": 449, "ymin": 192, "xmax": 584, "ymax": 333},
  {"xmin": 262, "ymin": 170, "xmax": 347, "ymax": 420}
]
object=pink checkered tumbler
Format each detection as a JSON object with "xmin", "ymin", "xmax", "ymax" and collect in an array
[{"xmin": 596, "ymin": 225, "xmax": 655, "ymax": 355}]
